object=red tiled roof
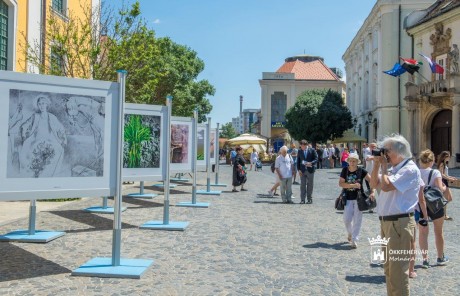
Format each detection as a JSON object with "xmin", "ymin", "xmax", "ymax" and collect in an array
[{"xmin": 276, "ymin": 59, "xmax": 340, "ymax": 81}]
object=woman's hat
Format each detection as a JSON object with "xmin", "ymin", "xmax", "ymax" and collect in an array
[{"xmin": 346, "ymin": 153, "xmax": 361, "ymax": 164}]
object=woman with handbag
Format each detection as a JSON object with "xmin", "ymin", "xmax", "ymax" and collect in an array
[
  {"xmin": 417, "ymin": 149, "xmax": 449, "ymax": 268},
  {"xmin": 232, "ymin": 147, "xmax": 247, "ymax": 192},
  {"xmin": 339, "ymin": 153, "xmax": 374, "ymax": 248},
  {"xmin": 436, "ymin": 151, "xmax": 457, "ymax": 220}
]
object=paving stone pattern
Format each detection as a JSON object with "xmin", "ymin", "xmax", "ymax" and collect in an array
[{"xmin": 0, "ymin": 164, "xmax": 459, "ymax": 295}]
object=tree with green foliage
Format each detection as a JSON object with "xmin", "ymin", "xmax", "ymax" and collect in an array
[
  {"xmin": 220, "ymin": 122, "xmax": 238, "ymax": 139},
  {"xmin": 285, "ymin": 89, "xmax": 353, "ymax": 143},
  {"xmin": 23, "ymin": 1, "xmax": 214, "ymax": 122}
]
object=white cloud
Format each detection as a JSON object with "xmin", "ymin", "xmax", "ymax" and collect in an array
[{"xmin": 153, "ymin": 19, "xmax": 161, "ymax": 24}]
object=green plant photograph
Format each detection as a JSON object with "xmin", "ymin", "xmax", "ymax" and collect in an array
[
  {"xmin": 197, "ymin": 128, "xmax": 205, "ymax": 160},
  {"xmin": 123, "ymin": 114, "xmax": 161, "ymax": 168}
]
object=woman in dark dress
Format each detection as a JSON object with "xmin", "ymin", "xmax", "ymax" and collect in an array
[{"xmin": 232, "ymin": 147, "xmax": 247, "ymax": 192}]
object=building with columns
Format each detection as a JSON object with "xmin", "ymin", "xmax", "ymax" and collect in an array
[
  {"xmin": 259, "ymin": 55, "xmax": 345, "ymax": 150},
  {"xmin": 404, "ymin": 0, "xmax": 460, "ymax": 165},
  {"xmin": 343, "ymin": 0, "xmax": 435, "ymax": 146}
]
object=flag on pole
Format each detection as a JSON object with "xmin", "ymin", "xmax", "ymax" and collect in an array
[
  {"xmin": 399, "ymin": 57, "xmax": 422, "ymax": 74},
  {"xmin": 419, "ymin": 53, "xmax": 445, "ymax": 74},
  {"xmin": 383, "ymin": 63, "xmax": 407, "ymax": 77}
]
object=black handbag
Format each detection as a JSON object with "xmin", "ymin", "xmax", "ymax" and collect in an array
[
  {"xmin": 424, "ymin": 170, "xmax": 448, "ymax": 214},
  {"xmin": 335, "ymin": 190, "xmax": 346, "ymax": 211},
  {"xmin": 357, "ymin": 190, "xmax": 375, "ymax": 211}
]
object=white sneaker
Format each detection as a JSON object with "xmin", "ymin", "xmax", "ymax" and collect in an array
[
  {"xmin": 291, "ymin": 196, "xmax": 296, "ymax": 199},
  {"xmin": 351, "ymin": 241, "xmax": 358, "ymax": 249}
]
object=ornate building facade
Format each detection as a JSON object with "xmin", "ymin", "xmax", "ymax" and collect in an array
[
  {"xmin": 343, "ymin": 0, "xmax": 436, "ymax": 146},
  {"xmin": 405, "ymin": 0, "xmax": 460, "ymax": 165}
]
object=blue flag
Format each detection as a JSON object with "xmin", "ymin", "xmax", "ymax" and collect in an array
[{"xmin": 383, "ymin": 63, "xmax": 407, "ymax": 77}]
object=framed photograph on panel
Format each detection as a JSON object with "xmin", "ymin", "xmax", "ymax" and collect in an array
[
  {"xmin": 196, "ymin": 124, "xmax": 207, "ymax": 167},
  {"xmin": 209, "ymin": 128, "xmax": 217, "ymax": 165},
  {"xmin": 170, "ymin": 117, "xmax": 193, "ymax": 173},
  {"xmin": 0, "ymin": 71, "xmax": 120, "ymax": 201},
  {"xmin": 123, "ymin": 103, "xmax": 166, "ymax": 182}
]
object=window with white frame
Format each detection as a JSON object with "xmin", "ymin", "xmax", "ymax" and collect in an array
[
  {"xmin": 436, "ymin": 54, "xmax": 447, "ymax": 81},
  {"xmin": 0, "ymin": 0, "xmax": 7, "ymax": 70},
  {"xmin": 52, "ymin": 0, "xmax": 66, "ymax": 16}
]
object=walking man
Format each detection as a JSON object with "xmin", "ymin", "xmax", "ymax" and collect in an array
[
  {"xmin": 275, "ymin": 146, "xmax": 294, "ymax": 204},
  {"xmin": 297, "ymin": 140, "xmax": 318, "ymax": 204}
]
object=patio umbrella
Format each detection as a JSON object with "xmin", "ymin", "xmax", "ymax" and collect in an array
[
  {"xmin": 227, "ymin": 133, "xmax": 267, "ymax": 146},
  {"xmin": 331, "ymin": 129, "xmax": 367, "ymax": 144}
]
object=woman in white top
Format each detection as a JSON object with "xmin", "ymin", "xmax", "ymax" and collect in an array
[
  {"xmin": 417, "ymin": 149, "xmax": 449, "ymax": 270},
  {"xmin": 249, "ymin": 148, "xmax": 259, "ymax": 171},
  {"xmin": 436, "ymin": 151, "xmax": 457, "ymax": 220}
]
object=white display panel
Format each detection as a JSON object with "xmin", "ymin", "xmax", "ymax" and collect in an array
[
  {"xmin": 122, "ymin": 103, "xmax": 166, "ymax": 182},
  {"xmin": 209, "ymin": 128, "xmax": 217, "ymax": 165},
  {"xmin": 196, "ymin": 124, "xmax": 207, "ymax": 167},
  {"xmin": 0, "ymin": 71, "xmax": 120, "ymax": 200},
  {"xmin": 170, "ymin": 117, "xmax": 193, "ymax": 173}
]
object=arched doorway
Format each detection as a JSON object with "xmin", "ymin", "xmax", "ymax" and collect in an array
[{"xmin": 431, "ymin": 109, "xmax": 452, "ymax": 157}]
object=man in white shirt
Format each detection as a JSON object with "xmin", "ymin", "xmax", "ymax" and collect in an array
[
  {"xmin": 370, "ymin": 135, "xmax": 423, "ymax": 296},
  {"xmin": 275, "ymin": 146, "xmax": 294, "ymax": 204},
  {"xmin": 321, "ymin": 144, "xmax": 329, "ymax": 168}
]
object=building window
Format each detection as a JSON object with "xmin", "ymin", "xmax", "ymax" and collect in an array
[
  {"xmin": 271, "ymin": 92, "xmax": 287, "ymax": 123},
  {"xmin": 52, "ymin": 0, "xmax": 65, "ymax": 15},
  {"xmin": 437, "ymin": 55, "xmax": 446, "ymax": 81},
  {"xmin": 50, "ymin": 44, "xmax": 64, "ymax": 75},
  {"xmin": 0, "ymin": 1, "xmax": 8, "ymax": 70}
]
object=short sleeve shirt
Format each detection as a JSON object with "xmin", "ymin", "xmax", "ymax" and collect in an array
[
  {"xmin": 420, "ymin": 168, "xmax": 442, "ymax": 188},
  {"xmin": 377, "ymin": 159, "xmax": 424, "ymax": 216},
  {"xmin": 340, "ymin": 168, "xmax": 368, "ymax": 200},
  {"xmin": 275, "ymin": 154, "xmax": 294, "ymax": 178}
]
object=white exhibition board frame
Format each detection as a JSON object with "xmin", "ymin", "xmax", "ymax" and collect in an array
[
  {"xmin": 122, "ymin": 103, "xmax": 166, "ymax": 182},
  {"xmin": 170, "ymin": 116, "xmax": 193, "ymax": 174},
  {"xmin": 0, "ymin": 71, "xmax": 120, "ymax": 201},
  {"xmin": 196, "ymin": 124, "xmax": 207, "ymax": 169},
  {"xmin": 209, "ymin": 128, "xmax": 217, "ymax": 165}
]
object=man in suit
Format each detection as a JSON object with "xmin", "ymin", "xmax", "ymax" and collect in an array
[{"xmin": 297, "ymin": 139, "xmax": 318, "ymax": 204}]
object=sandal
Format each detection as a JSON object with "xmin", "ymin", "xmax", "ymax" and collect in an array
[
  {"xmin": 445, "ymin": 216, "xmax": 453, "ymax": 221},
  {"xmin": 232, "ymin": 189, "xmax": 238, "ymax": 192},
  {"xmin": 409, "ymin": 271, "xmax": 417, "ymax": 279},
  {"xmin": 241, "ymin": 188, "xmax": 248, "ymax": 191}
]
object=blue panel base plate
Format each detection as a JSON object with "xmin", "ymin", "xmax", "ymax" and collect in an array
[
  {"xmin": 196, "ymin": 190, "xmax": 222, "ymax": 195},
  {"xmin": 170, "ymin": 178, "xmax": 190, "ymax": 182},
  {"xmin": 0, "ymin": 230, "xmax": 65, "ymax": 243},
  {"xmin": 176, "ymin": 202, "xmax": 210, "ymax": 208},
  {"xmin": 152, "ymin": 184, "xmax": 177, "ymax": 188},
  {"xmin": 127, "ymin": 193, "xmax": 158, "ymax": 199},
  {"xmin": 210, "ymin": 183, "xmax": 227, "ymax": 187},
  {"xmin": 140, "ymin": 220, "xmax": 189, "ymax": 231},
  {"xmin": 83, "ymin": 206, "xmax": 127, "ymax": 214},
  {"xmin": 72, "ymin": 257, "xmax": 153, "ymax": 279}
]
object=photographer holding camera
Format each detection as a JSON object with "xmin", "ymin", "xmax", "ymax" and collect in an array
[{"xmin": 369, "ymin": 135, "xmax": 423, "ymax": 296}]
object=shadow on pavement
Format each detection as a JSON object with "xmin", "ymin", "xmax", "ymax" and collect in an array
[
  {"xmin": 302, "ymin": 242, "xmax": 350, "ymax": 250},
  {"xmin": 144, "ymin": 186, "xmax": 189, "ymax": 195},
  {"xmin": 122, "ymin": 197, "xmax": 165, "ymax": 209},
  {"xmin": 345, "ymin": 274, "xmax": 386, "ymax": 284},
  {"xmin": 0, "ymin": 243, "xmax": 70, "ymax": 282},
  {"xmin": 47, "ymin": 210, "xmax": 138, "ymax": 233}
]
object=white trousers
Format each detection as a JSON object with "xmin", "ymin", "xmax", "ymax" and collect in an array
[{"xmin": 343, "ymin": 199, "xmax": 363, "ymax": 242}]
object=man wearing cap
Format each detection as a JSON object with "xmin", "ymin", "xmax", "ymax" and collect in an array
[
  {"xmin": 370, "ymin": 134, "xmax": 423, "ymax": 296},
  {"xmin": 297, "ymin": 139, "xmax": 318, "ymax": 204}
]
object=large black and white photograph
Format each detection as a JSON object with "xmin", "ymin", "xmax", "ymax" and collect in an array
[{"xmin": 7, "ymin": 89, "xmax": 106, "ymax": 178}]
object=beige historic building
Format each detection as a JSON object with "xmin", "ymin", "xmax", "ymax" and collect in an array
[
  {"xmin": 405, "ymin": 0, "xmax": 460, "ymax": 165},
  {"xmin": 343, "ymin": 0, "xmax": 435, "ymax": 146},
  {"xmin": 259, "ymin": 55, "xmax": 345, "ymax": 150}
]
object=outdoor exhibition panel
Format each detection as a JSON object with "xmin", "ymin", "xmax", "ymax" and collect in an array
[
  {"xmin": 209, "ymin": 128, "xmax": 217, "ymax": 165},
  {"xmin": 122, "ymin": 103, "xmax": 167, "ymax": 182},
  {"xmin": 0, "ymin": 71, "xmax": 120, "ymax": 201},
  {"xmin": 169, "ymin": 116, "xmax": 193, "ymax": 174},
  {"xmin": 196, "ymin": 123, "xmax": 207, "ymax": 168}
]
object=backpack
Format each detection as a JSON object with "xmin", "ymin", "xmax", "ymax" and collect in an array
[{"xmin": 424, "ymin": 170, "xmax": 448, "ymax": 214}]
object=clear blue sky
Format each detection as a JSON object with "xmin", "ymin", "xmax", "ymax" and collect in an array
[{"xmin": 131, "ymin": 0, "xmax": 376, "ymax": 125}]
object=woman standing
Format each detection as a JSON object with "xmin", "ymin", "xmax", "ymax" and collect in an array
[
  {"xmin": 437, "ymin": 151, "xmax": 457, "ymax": 220},
  {"xmin": 339, "ymin": 153, "xmax": 374, "ymax": 249},
  {"xmin": 417, "ymin": 149, "xmax": 449, "ymax": 268},
  {"xmin": 250, "ymin": 147, "xmax": 259, "ymax": 171},
  {"xmin": 341, "ymin": 147, "xmax": 350, "ymax": 168},
  {"xmin": 232, "ymin": 147, "xmax": 247, "ymax": 192}
]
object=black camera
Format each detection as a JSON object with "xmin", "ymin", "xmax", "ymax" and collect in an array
[{"xmin": 371, "ymin": 148, "xmax": 387, "ymax": 156}]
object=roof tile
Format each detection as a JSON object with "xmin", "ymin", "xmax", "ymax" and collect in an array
[{"xmin": 276, "ymin": 59, "xmax": 340, "ymax": 81}]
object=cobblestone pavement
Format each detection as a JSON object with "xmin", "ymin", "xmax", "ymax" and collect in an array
[{"xmin": 0, "ymin": 164, "xmax": 459, "ymax": 295}]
